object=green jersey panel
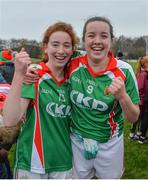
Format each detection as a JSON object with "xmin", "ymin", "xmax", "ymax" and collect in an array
[
  {"xmin": 21, "ymin": 83, "xmax": 36, "ymax": 99},
  {"xmin": 68, "ymin": 52, "xmax": 139, "ymax": 142},
  {"xmin": 15, "ymin": 62, "xmax": 72, "ymax": 173}
]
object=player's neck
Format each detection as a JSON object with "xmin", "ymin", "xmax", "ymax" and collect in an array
[
  {"xmin": 88, "ymin": 59, "xmax": 109, "ymax": 73},
  {"xmin": 53, "ymin": 69, "xmax": 64, "ymax": 81},
  {"xmin": 46, "ymin": 62, "xmax": 64, "ymax": 80}
]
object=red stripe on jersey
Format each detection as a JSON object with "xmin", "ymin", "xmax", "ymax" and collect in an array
[
  {"xmin": 34, "ymin": 81, "xmax": 44, "ymax": 167},
  {"xmin": 110, "ymin": 68, "xmax": 126, "ymax": 81},
  {"xmin": 108, "ymin": 111, "xmax": 117, "ymax": 137}
]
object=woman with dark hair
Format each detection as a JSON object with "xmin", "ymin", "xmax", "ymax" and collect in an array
[{"xmin": 67, "ymin": 16, "xmax": 139, "ymax": 179}]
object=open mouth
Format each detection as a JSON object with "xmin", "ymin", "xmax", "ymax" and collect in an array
[
  {"xmin": 54, "ymin": 55, "xmax": 67, "ymax": 62},
  {"xmin": 91, "ymin": 46, "xmax": 103, "ymax": 52},
  {"xmin": 55, "ymin": 56, "xmax": 66, "ymax": 60}
]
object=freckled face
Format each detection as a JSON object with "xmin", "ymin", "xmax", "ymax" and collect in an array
[
  {"xmin": 45, "ymin": 31, "xmax": 73, "ymax": 69},
  {"xmin": 84, "ymin": 21, "xmax": 111, "ymax": 64}
]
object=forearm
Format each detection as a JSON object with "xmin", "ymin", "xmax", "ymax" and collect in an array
[
  {"xmin": 119, "ymin": 93, "xmax": 140, "ymax": 123},
  {"xmin": 3, "ymin": 72, "xmax": 24, "ymax": 126}
]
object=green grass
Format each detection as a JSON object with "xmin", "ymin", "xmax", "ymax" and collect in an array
[
  {"xmin": 129, "ymin": 61, "xmax": 138, "ymax": 72},
  {"xmin": 122, "ymin": 121, "xmax": 148, "ymax": 179},
  {"xmin": 31, "ymin": 58, "xmax": 41, "ymax": 63}
]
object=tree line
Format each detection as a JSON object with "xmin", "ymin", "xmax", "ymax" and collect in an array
[{"xmin": 0, "ymin": 35, "xmax": 147, "ymax": 60}]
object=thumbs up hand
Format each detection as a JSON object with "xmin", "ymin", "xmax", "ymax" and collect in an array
[{"xmin": 15, "ymin": 48, "xmax": 31, "ymax": 76}]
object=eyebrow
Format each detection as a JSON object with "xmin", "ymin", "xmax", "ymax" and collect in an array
[
  {"xmin": 86, "ymin": 31, "xmax": 109, "ymax": 34},
  {"xmin": 101, "ymin": 31, "xmax": 109, "ymax": 34},
  {"xmin": 50, "ymin": 41, "xmax": 59, "ymax": 43},
  {"xmin": 50, "ymin": 41, "xmax": 71, "ymax": 44}
]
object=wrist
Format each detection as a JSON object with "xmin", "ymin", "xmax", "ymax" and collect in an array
[
  {"xmin": 119, "ymin": 93, "xmax": 129, "ymax": 104},
  {"xmin": 12, "ymin": 72, "xmax": 24, "ymax": 83}
]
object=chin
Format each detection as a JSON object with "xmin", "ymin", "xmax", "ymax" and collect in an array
[
  {"xmin": 91, "ymin": 53, "xmax": 102, "ymax": 61},
  {"xmin": 56, "ymin": 63, "xmax": 67, "ymax": 69}
]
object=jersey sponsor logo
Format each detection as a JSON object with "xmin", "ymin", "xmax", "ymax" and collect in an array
[
  {"xmin": 71, "ymin": 76, "xmax": 82, "ymax": 84},
  {"xmin": 46, "ymin": 102, "xmax": 71, "ymax": 118},
  {"xmin": 70, "ymin": 90, "xmax": 108, "ymax": 111},
  {"xmin": 86, "ymin": 79, "xmax": 96, "ymax": 86},
  {"xmin": 57, "ymin": 89, "xmax": 66, "ymax": 102},
  {"xmin": 41, "ymin": 88, "xmax": 53, "ymax": 94},
  {"xmin": 59, "ymin": 93, "xmax": 65, "ymax": 102}
]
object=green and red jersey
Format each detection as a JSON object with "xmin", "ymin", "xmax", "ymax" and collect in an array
[
  {"xmin": 67, "ymin": 51, "xmax": 139, "ymax": 142},
  {"xmin": 15, "ymin": 62, "xmax": 72, "ymax": 173}
]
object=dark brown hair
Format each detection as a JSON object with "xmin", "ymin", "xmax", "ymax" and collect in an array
[{"xmin": 82, "ymin": 16, "xmax": 114, "ymax": 42}]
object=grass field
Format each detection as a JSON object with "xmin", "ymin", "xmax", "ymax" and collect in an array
[
  {"xmin": 122, "ymin": 122, "xmax": 148, "ymax": 178},
  {"xmin": 8, "ymin": 60, "xmax": 148, "ymax": 179}
]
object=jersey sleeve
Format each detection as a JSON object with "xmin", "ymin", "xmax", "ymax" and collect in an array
[
  {"xmin": 125, "ymin": 65, "xmax": 140, "ymax": 104},
  {"xmin": 21, "ymin": 83, "xmax": 36, "ymax": 99}
]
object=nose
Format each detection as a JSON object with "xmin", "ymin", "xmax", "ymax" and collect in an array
[
  {"xmin": 58, "ymin": 45, "xmax": 65, "ymax": 54},
  {"xmin": 94, "ymin": 35, "xmax": 101, "ymax": 44}
]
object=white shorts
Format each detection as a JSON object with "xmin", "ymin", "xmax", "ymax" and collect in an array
[
  {"xmin": 14, "ymin": 168, "xmax": 72, "ymax": 179},
  {"xmin": 71, "ymin": 133, "xmax": 124, "ymax": 179}
]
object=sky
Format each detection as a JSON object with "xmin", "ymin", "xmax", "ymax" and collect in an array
[{"xmin": 0, "ymin": 0, "xmax": 148, "ymax": 42}]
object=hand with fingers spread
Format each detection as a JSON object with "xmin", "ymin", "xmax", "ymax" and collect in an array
[
  {"xmin": 15, "ymin": 48, "xmax": 31, "ymax": 77},
  {"xmin": 108, "ymin": 77, "xmax": 126, "ymax": 100}
]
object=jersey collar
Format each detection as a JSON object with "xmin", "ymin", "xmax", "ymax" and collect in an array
[
  {"xmin": 82, "ymin": 51, "xmax": 117, "ymax": 77},
  {"xmin": 38, "ymin": 62, "xmax": 67, "ymax": 86}
]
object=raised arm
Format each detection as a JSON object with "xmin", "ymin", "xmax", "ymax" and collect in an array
[{"xmin": 3, "ymin": 48, "xmax": 31, "ymax": 126}]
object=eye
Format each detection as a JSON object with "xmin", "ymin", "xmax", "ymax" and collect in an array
[
  {"xmin": 103, "ymin": 35, "xmax": 107, "ymax": 37},
  {"xmin": 64, "ymin": 43, "xmax": 72, "ymax": 49},
  {"xmin": 51, "ymin": 43, "xmax": 59, "ymax": 47},
  {"xmin": 87, "ymin": 34, "xmax": 94, "ymax": 38},
  {"xmin": 102, "ymin": 36, "xmax": 108, "ymax": 40},
  {"xmin": 101, "ymin": 33, "xmax": 109, "ymax": 39}
]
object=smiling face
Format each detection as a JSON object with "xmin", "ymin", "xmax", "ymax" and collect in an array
[
  {"xmin": 45, "ymin": 31, "xmax": 73, "ymax": 69},
  {"xmin": 84, "ymin": 21, "xmax": 112, "ymax": 64}
]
